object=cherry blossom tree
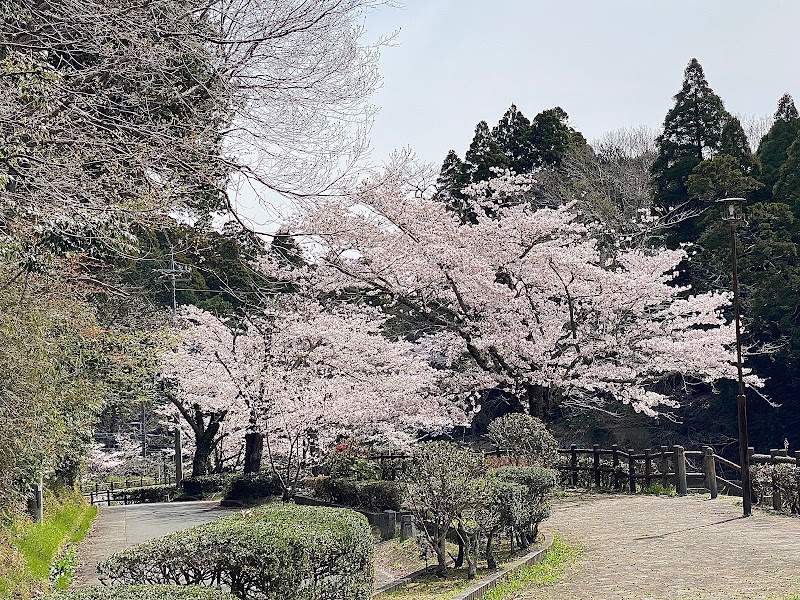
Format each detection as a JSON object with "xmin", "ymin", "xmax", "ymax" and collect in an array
[
  {"xmin": 299, "ymin": 156, "xmax": 763, "ymax": 419},
  {"xmin": 160, "ymin": 296, "xmax": 466, "ymax": 493}
]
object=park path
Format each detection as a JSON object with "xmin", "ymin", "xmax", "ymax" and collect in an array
[
  {"xmin": 525, "ymin": 494, "xmax": 800, "ymax": 600},
  {"xmin": 74, "ymin": 500, "xmax": 237, "ymax": 587}
]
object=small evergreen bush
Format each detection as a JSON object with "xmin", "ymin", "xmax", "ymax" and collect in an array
[
  {"xmin": 97, "ymin": 503, "xmax": 374, "ymax": 600},
  {"xmin": 308, "ymin": 477, "xmax": 403, "ymax": 511},
  {"xmin": 180, "ymin": 474, "xmax": 233, "ymax": 498},
  {"xmin": 221, "ymin": 473, "xmax": 282, "ymax": 504}
]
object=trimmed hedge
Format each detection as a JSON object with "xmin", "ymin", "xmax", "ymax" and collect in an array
[
  {"xmin": 221, "ymin": 473, "xmax": 282, "ymax": 505},
  {"xmin": 307, "ymin": 477, "xmax": 403, "ymax": 512},
  {"xmin": 42, "ymin": 585, "xmax": 237, "ymax": 600},
  {"xmin": 97, "ymin": 503, "xmax": 374, "ymax": 600},
  {"xmin": 180, "ymin": 474, "xmax": 233, "ymax": 498}
]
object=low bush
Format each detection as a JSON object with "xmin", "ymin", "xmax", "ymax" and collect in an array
[
  {"xmin": 180, "ymin": 474, "xmax": 233, "ymax": 498},
  {"xmin": 221, "ymin": 473, "xmax": 282, "ymax": 505},
  {"xmin": 127, "ymin": 485, "xmax": 176, "ymax": 504},
  {"xmin": 494, "ymin": 465, "xmax": 558, "ymax": 544},
  {"xmin": 321, "ymin": 442, "xmax": 381, "ymax": 481},
  {"xmin": 97, "ymin": 503, "xmax": 374, "ymax": 600},
  {"xmin": 307, "ymin": 477, "xmax": 403, "ymax": 511},
  {"xmin": 751, "ymin": 463, "xmax": 799, "ymax": 512},
  {"xmin": 42, "ymin": 585, "xmax": 237, "ymax": 600}
]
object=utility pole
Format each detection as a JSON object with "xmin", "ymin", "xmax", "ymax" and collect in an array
[
  {"xmin": 718, "ymin": 197, "xmax": 751, "ymax": 517},
  {"xmin": 157, "ymin": 236, "xmax": 190, "ymax": 314}
]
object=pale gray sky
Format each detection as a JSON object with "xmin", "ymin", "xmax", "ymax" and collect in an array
[{"xmin": 364, "ymin": 1, "xmax": 800, "ymax": 165}]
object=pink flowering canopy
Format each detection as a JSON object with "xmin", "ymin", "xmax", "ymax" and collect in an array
[
  {"xmin": 298, "ymin": 160, "xmax": 762, "ymax": 417},
  {"xmin": 160, "ymin": 297, "xmax": 468, "ymax": 457}
]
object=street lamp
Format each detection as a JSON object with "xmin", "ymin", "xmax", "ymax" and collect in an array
[{"xmin": 718, "ymin": 197, "xmax": 751, "ymax": 517}]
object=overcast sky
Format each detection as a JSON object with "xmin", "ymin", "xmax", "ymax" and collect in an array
[{"xmin": 363, "ymin": 1, "xmax": 800, "ymax": 165}]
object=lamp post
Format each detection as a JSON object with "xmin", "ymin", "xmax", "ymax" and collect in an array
[{"xmin": 718, "ymin": 197, "xmax": 751, "ymax": 517}]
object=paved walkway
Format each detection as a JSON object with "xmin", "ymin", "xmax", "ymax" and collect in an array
[
  {"xmin": 75, "ymin": 501, "xmax": 237, "ymax": 587},
  {"xmin": 524, "ymin": 494, "xmax": 800, "ymax": 600}
]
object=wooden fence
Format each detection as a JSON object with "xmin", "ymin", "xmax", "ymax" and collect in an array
[
  {"xmin": 80, "ymin": 474, "xmax": 175, "ymax": 494},
  {"xmin": 81, "ymin": 475, "xmax": 177, "ymax": 506},
  {"xmin": 369, "ymin": 445, "xmax": 800, "ymax": 510},
  {"xmin": 558, "ymin": 444, "xmax": 800, "ymax": 507}
]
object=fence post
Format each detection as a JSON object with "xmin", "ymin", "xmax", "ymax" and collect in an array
[
  {"xmin": 644, "ymin": 448, "xmax": 652, "ymax": 488},
  {"xmin": 660, "ymin": 446, "xmax": 668, "ymax": 488},
  {"xmin": 611, "ymin": 444, "xmax": 620, "ymax": 489},
  {"xmin": 770, "ymin": 449, "xmax": 781, "ymax": 511},
  {"xmin": 674, "ymin": 445, "xmax": 687, "ymax": 495},
  {"xmin": 175, "ymin": 427, "xmax": 184, "ymax": 488},
  {"xmin": 570, "ymin": 444, "xmax": 578, "ymax": 487},
  {"xmin": 628, "ymin": 448, "xmax": 636, "ymax": 493},
  {"xmin": 703, "ymin": 447, "xmax": 718, "ymax": 499},
  {"xmin": 106, "ymin": 489, "xmax": 111, "ymax": 506},
  {"xmin": 593, "ymin": 444, "xmax": 601, "ymax": 488}
]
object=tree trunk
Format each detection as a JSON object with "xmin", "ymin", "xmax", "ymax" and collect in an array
[
  {"xmin": 485, "ymin": 531, "xmax": 497, "ymax": 569},
  {"xmin": 435, "ymin": 535, "xmax": 448, "ymax": 577},
  {"xmin": 454, "ymin": 535, "xmax": 464, "ymax": 568},
  {"xmin": 191, "ymin": 406, "xmax": 222, "ymax": 477},
  {"xmin": 243, "ymin": 432, "xmax": 263, "ymax": 474}
]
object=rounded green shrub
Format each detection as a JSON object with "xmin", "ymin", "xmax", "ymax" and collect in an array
[
  {"xmin": 97, "ymin": 503, "xmax": 374, "ymax": 600},
  {"xmin": 221, "ymin": 473, "xmax": 282, "ymax": 505},
  {"xmin": 180, "ymin": 474, "xmax": 233, "ymax": 498},
  {"xmin": 41, "ymin": 585, "xmax": 237, "ymax": 600},
  {"xmin": 308, "ymin": 477, "xmax": 403, "ymax": 511}
]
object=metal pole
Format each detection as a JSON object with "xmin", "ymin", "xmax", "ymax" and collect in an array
[{"xmin": 730, "ymin": 221, "xmax": 751, "ymax": 517}]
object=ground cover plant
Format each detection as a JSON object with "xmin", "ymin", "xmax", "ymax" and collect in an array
[
  {"xmin": 0, "ymin": 490, "xmax": 97, "ymax": 598},
  {"xmin": 42, "ymin": 585, "xmax": 238, "ymax": 600},
  {"xmin": 97, "ymin": 503, "xmax": 373, "ymax": 600}
]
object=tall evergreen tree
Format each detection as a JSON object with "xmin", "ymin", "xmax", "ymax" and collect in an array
[
  {"xmin": 772, "ymin": 134, "xmax": 800, "ymax": 213},
  {"xmin": 464, "ymin": 121, "xmax": 508, "ymax": 182},
  {"xmin": 492, "ymin": 104, "xmax": 535, "ymax": 174},
  {"xmin": 651, "ymin": 58, "xmax": 729, "ymax": 210},
  {"xmin": 720, "ymin": 115, "xmax": 756, "ymax": 174},
  {"xmin": 755, "ymin": 94, "xmax": 800, "ymax": 201},
  {"xmin": 528, "ymin": 107, "xmax": 586, "ymax": 168},
  {"xmin": 436, "ymin": 150, "xmax": 475, "ymax": 224}
]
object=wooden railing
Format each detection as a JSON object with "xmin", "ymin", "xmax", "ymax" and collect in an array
[
  {"xmin": 558, "ymin": 444, "xmax": 800, "ymax": 505},
  {"xmin": 80, "ymin": 474, "xmax": 174, "ymax": 494}
]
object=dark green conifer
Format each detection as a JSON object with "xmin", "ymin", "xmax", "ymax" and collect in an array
[
  {"xmin": 755, "ymin": 93, "xmax": 800, "ymax": 200},
  {"xmin": 528, "ymin": 106, "xmax": 586, "ymax": 168},
  {"xmin": 772, "ymin": 134, "xmax": 800, "ymax": 213},
  {"xmin": 464, "ymin": 120, "xmax": 508, "ymax": 182},
  {"xmin": 651, "ymin": 58, "xmax": 728, "ymax": 210},
  {"xmin": 492, "ymin": 104, "xmax": 535, "ymax": 174}
]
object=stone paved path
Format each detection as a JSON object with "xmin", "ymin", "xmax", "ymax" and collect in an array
[
  {"xmin": 523, "ymin": 495, "xmax": 800, "ymax": 600},
  {"xmin": 75, "ymin": 501, "xmax": 237, "ymax": 587}
]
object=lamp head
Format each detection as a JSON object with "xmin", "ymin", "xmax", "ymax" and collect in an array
[{"xmin": 717, "ymin": 197, "xmax": 745, "ymax": 221}]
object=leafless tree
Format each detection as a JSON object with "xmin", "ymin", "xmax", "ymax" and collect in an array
[
  {"xmin": 534, "ymin": 126, "xmax": 661, "ymax": 246},
  {"xmin": 0, "ymin": 0, "xmax": 388, "ymax": 255}
]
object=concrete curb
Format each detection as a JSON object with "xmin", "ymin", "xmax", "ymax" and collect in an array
[
  {"xmin": 450, "ymin": 532, "xmax": 554, "ymax": 600},
  {"xmin": 372, "ymin": 532, "xmax": 554, "ymax": 599}
]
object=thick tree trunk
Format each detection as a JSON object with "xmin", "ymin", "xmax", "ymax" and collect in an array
[
  {"xmin": 243, "ymin": 432, "xmax": 263, "ymax": 474},
  {"xmin": 191, "ymin": 405, "xmax": 223, "ymax": 477},
  {"xmin": 525, "ymin": 384, "xmax": 559, "ymax": 422}
]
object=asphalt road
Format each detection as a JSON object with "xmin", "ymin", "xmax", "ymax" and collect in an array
[{"xmin": 74, "ymin": 500, "xmax": 237, "ymax": 587}]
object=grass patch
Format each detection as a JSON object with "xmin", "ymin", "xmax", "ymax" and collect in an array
[
  {"xmin": 639, "ymin": 483, "xmax": 676, "ymax": 496},
  {"xmin": 0, "ymin": 489, "xmax": 97, "ymax": 598},
  {"xmin": 481, "ymin": 535, "xmax": 581, "ymax": 599},
  {"xmin": 379, "ymin": 567, "xmax": 495, "ymax": 600}
]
